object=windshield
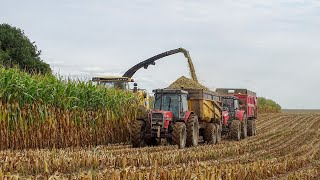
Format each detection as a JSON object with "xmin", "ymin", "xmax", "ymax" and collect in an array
[
  {"xmin": 222, "ymin": 98, "xmax": 234, "ymax": 111},
  {"xmin": 99, "ymin": 82, "xmax": 129, "ymax": 90},
  {"xmin": 154, "ymin": 94, "xmax": 180, "ymax": 118}
]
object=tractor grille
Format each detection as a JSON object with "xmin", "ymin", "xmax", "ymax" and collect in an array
[{"xmin": 151, "ymin": 113, "xmax": 164, "ymax": 127}]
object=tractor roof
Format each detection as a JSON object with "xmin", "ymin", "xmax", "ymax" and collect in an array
[
  {"xmin": 92, "ymin": 76, "xmax": 134, "ymax": 82},
  {"xmin": 153, "ymin": 89, "xmax": 188, "ymax": 94},
  {"xmin": 216, "ymin": 88, "xmax": 256, "ymax": 96},
  {"xmin": 221, "ymin": 95, "xmax": 238, "ymax": 100}
]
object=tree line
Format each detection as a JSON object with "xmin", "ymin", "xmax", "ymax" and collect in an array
[
  {"xmin": 258, "ymin": 97, "xmax": 282, "ymax": 113},
  {"xmin": 0, "ymin": 23, "xmax": 51, "ymax": 74}
]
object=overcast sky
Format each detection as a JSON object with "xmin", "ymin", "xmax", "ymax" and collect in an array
[{"xmin": 1, "ymin": 0, "xmax": 320, "ymax": 109}]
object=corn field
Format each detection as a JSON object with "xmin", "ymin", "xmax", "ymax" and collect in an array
[
  {"xmin": 0, "ymin": 113, "xmax": 319, "ymax": 179},
  {"xmin": 1, "ymin": 68, "xmax": 320, "ymax": 179},
  {"xmin": 0, "ymin": 68, "xmax": 138, "ymax": 150}
]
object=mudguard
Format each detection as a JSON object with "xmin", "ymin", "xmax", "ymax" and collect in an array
[
  {"xmin": 222, "ymin": 111, "xmax": 229, "ymax": 125},
  {"xmin": 235, "ymin": 110, "xmax": 245, "ymax": 122},
  {"xmin": 184, "ymin": 111, "xmax": 193, "ymax": 122}
]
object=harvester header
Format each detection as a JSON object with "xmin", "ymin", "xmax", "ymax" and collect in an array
[{"xmin": 92, "ymin": 76, "xmax": 134, "ymax": 82}]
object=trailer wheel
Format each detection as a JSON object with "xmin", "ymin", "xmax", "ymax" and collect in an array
[
  {"xmin": 247, "ymin": 119, "xmax": 256, "ymax": 136},
  {"xmin": 131, "ymin": 120, "xmax": 146, "ymax": 148},
  {"xmin": 215, "ymin": 123, "xmax": 222, "ymax": 144},
  {"xmin": 241, "ymin": 114, "xmax": 248, "ymax": 139},
  {"xmin": 230, "ymin": 120, "xmax": 241, "ymax": 141},
  {"xmin": 172, "ymin": 122, "xmax": 187, "ymax": 149},
  {"xmin": 204, "ymin": 123, "xmax": 217, "ymax": 144},
  {"xmin": 186, "ymin": 114, "xmax": 199, "ymax": 147}
]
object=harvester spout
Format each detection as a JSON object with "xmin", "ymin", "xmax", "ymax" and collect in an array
[{"xmin": 123, "ymin": 48, "xmax": 198, "ymax": 83}]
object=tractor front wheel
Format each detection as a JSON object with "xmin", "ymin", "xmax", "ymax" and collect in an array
[
  {"xmin": 230, "ymin": 120, "xmax": 241, "ymax": 141},
  {"xmin": 172, "ymin": 122, "xmax": 187, "ymax": 149},
  {"xmin": 186, "ymin": 114, "xmax": 199, "ymax": 147},
  {"xmin": 131, "ymin": 120, "xmax": 146, "ymax": 148},
  {"xmin": 204, "ymin": 123, "xmax": 217, "ymax": 144}
]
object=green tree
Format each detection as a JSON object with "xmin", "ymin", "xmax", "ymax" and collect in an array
[
  {"xmin": 0, "ymin": 23, "xmax": 51, "ymax": 74},
  {"xmin": 258, "ymin": 97, "xmax": 282, "ymax": 113}
]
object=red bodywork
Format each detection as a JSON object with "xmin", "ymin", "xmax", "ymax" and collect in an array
[
  {"xmin": 222, "ymin": 110, "xmax": 229, "ymax": 125},
  {"xmin": 150, "ymin": 110, "xmax": 193, "ymax": 128},
  {"xmin": 151, "ymin": 110, "xmax": 173, "ymax": 128},
  {"xmin": 184, "ymin": 111, "xmax": 193, "ymax": 123},
  {"xmin": 233, "ymin": 94, "xmax": 257, "ymax": 119},
  {"xmin": 235, "ymin": 109, "xmax": 245, "ymax": 121},
  {"xmin": 222, "ymin": 109, "xmax": 245, "ymax": 125}
]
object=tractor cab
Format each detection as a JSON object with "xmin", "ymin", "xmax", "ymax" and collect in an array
[
  {"xmin": 92, "ymin": 76, "xmax": 150, "ymax": 112},
  {"xmin": 148, "ymin": 89, "xmax": 189, "ymax": 139},
  {"xmin": 221, "ymin": 96, "xmax": 240, "ymax": 118},
  {"xmin": 153, "ymin": 89, "xmax": 188, "ymax": 120},
  {"xmin": 92, "ymin": 76, "xmax": 134, "ymax": 90}
]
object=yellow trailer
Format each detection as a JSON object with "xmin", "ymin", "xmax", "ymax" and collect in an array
[{"xmin": 186, "ymin": 88, "xmax": 222, "ymax": 123}]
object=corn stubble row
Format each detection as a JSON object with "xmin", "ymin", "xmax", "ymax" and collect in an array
[
  {"xmin": 0, "ymin": 68, "xmax": 138, "ymax": 150},
  {"xmin": 0, "ymin": 113, "xmax": 319, "ymax": 179}
]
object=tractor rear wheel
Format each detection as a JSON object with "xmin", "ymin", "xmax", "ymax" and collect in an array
[
  {"xmin": 241, "ymin": 115, "xmax": 248, "ymax": 139},
  {"xmin": 215, "ymin": 123, "xmax": 222, "ymax": 144},
  {"xmin": 230, "ymin": 120, "xmax": 241, "ymax": 141},
  {"xmin": 131, "ymin": 120, "xmax": 146, "ymax": 148},
  {"xmin": 186, "ymin": 114, "xmax": 199, "ymax": 147},
  {"xmin": 204, "ymin": 123, "xmax": 217, "ymax": 144},
  {"xmin": 172, "ymin": 122, "xmax": 187, "ymax": 149},
  {"xmin": 248, "ymin": 119, "xmax": 256, "ymax": 136}
]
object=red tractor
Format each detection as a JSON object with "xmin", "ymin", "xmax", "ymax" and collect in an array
[{"xmin": 216, "ymin": 88, "xmax": 257, "ymax": 140}]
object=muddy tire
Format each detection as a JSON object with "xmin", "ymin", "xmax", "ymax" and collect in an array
[
  {"xmin": 204, "ymin": 123, "xmax": 217, "ymax": 144},
  {"xmin": 172, "ymin": 122, "xmax": 187, "ymax": 149},
  {"xmin": 131, "ymin": 120, "xmax": 145, "ymax": 148},
  {"xmin": 230, "ymin": 120, "xmax": 241, "ymax": 141},
  {"xmin": 241, "ymin": 115, "xmax": 248, "ymax": 139},
  {"xmin": 248, "ymin": 119, "xmax": 256, "ymax": 136},
  {"xmin": 186, "ymin": 114, "xmax": 199, "ymax": 147},
  {"xmin": 215, "ymin": 123, "xmax": 222, "ymax": 144}
]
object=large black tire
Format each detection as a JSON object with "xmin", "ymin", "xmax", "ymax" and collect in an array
[
  {"xmin": 172, "ymin": 122, "xmax": 187, "ymax": 149},
  {"xmin": 131, "ymin": 120, "xmax": 145, "ymax": 148},
  {"xmin": 215, "ymin": 123, "xmax": 222, "ymax": 144},
  {"xmin": 230, "ymin": 120, "xmax": 241, "ymax": 141},
  {"xmin": 247, "ymin": 119, "xmax": 256, "ymax": 136},
  {"xmin": 186, "ymin": 114, "xmax": 199, "ymax": 147},
  {"xmin": 204, "ymin": 123, "xmax": 217, "ymax": 144},
  {"xmin": 241, "ymin": 115, "xmax": 248, "ymax": 139}
]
